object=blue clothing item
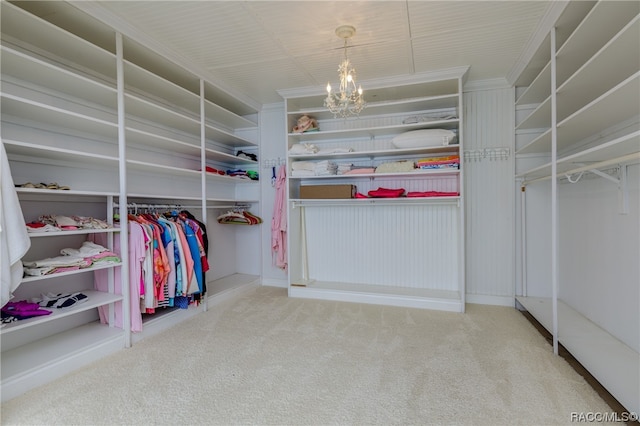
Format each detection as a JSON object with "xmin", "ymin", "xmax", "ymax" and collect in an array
[{"xmin": 182, "ymin": 221, "xmax": 203, "ymax": 294}]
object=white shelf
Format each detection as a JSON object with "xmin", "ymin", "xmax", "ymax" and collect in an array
[
  {"xmin": 290, "ymin": 281, "xmax": 463, "ymax": 312},
  {"xmin": 21, "ymin": 262, "xmax": 122, "ymax": 283},
  {"xmin": 1, "ymin": 291, "xmax": 123, "ymax": 334},
  {"xmin": 515, "ymin": 96, "xmax": 551, "ymax": 131},
  {"xmin": 515, "ymin": 62, "xmax": 551, "ymax": 107},
  {"xmin": 126, "ymin": 159, "xmax": 201, "ymax": 178},
  {"xmin": 124, "ymin": 93, "xmax": 200, "ymax": 137},
  {"xmin": 289, "ymin": 169, "xmax": 460, "ymax": 181},
  {"xmin": 555, "ymin": 1, "xmax": 640, "ymax": 87},
  {"xmin": 205, "ymin": 123, "xmax": 257, "ymax": 148},
  {"xmin": 288, "ymin": 145, "xmax": 459, "ymax": 161},
  {"xmin": 204, "ymin": 98, "xmax": 257, "ymax": 130},
  {"xmin": 517, "ymin": 72, "xmax": 640, "ymax": 155},
  {"xmin": 517, "ymin": 296, "xmax": 639, "ymax": 413},
  {"xmin": 16, "ymin": 188, "xmax": 119, "ymax": 198},
  {"xmin": 287, "ymin": 94, "xmax": 459, "ymax": 122},
  {"xmin": 517, "ymin": 131, "xmax": 640, "ymax": 180},
  {"xmin": 1, "ymin": 93, "xmax": 118, "ymax": 141},
  {"xmin": 1, "ymin": 46, "xmax": 117, "ymax": 109},
  {"xmin": 0, "ymin": 2, "xmax": 117, "ymax": 82},
  {"xmin": 290, "ymin": 197, "xmax": 459, "ymax": 207},
  {"xmin": 3, "ymin": 139, "xmax": 119, "ymax": 166},
  {"xmin": 28, "ymin": 228, "xmax": 120, "ymax": 238},
  {"xmin": 125, "ymin": 126, "xmax": 200, "ymax": 157},
  {"xmin": 557, "ymin": 16, "xmax": 640, "ymax": 122},
  {"xmin": 1, "ymin": 322, "xmax": 124, "ymax": 395},
  {"xmin": 206, "ymin": 148, "xmax": 258, "ymax": 166},
  {"xmin": 287, "ymin": 119, "xmax": 459, "ymax": 142},
  {"xmin": 124, "ymin": 59, "xmax": 200, "ymax": 116}
]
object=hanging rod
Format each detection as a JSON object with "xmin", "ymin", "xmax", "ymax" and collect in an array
[{"xmin": 114, "ymin": 202, "xmax": 251, "ymax": 210}]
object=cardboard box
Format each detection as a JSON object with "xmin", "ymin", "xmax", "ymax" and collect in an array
[{"xmin": 300, "ymin": 184, "xmax": 356, "ymax": 199}]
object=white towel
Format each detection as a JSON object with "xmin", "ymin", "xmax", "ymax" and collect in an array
[
  {"xmin": 1, "ymin": 143, "xmax": 31, "ymax": 306},
  {"xmin": 291, "ymin": 161, "xmax": 316, "ymax": 171}
]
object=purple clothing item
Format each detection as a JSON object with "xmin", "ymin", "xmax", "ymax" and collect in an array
[{"xmin": 1, "ymin": 300, "xmax": 52, "ymax": 319}]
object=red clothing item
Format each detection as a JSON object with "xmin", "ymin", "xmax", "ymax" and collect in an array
[
  {"xmin": 406, "ymin": 191, "xmax": 459, "ymax": 197},
  {"xmin": 367, "ymin": 187, "xmax": 405, "ymax": 198}
]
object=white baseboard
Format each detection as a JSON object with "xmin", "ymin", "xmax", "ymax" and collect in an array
[
  {"xmin": 466, "ymin": 294, "xmax": 516, "ymax": 307},
  {"xmin": 261, "ymin": 278, "xmax": 288, "ymax": 288}
]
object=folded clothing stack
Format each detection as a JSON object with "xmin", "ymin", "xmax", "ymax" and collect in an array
[
  {"xmin": 27, "ymin": 215, "xmax": 110, "ymax": 232},
  {"xmin": 23, "ymin": 241, "xmax": 120, "ymax": 277},
  {"xmin": 375, "ymin": 160, "xmax": 415, "ymax": 174},
  {"xmin": 288, "ymin": 143, "xmax": 319, "ymax": 155},
  {"xmin": 416, "ymin": 155, "xmax": 460, "ymax": 170},
  {"xmin": 314, "ymin": 160, "xmax": 338, "ymax": 176},
  {"xmin": 290, "ymin": 160, "xmax": 339, "ymax": 177}
]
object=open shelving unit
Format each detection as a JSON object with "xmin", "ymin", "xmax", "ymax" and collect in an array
[
  {"xmin": 513, "ymin": 0, "xmax": 639, "ymax": 414},
  {"xmin": 280, "ymin": 68, "xmax": 467, "ymax": 312},
  {"xmin": 1, "ymin": 0, "xmax": 262, "ymax": 402}
]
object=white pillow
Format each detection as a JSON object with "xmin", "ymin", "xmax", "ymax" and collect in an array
[{"xmin": 392, "ymin": 129, "xmax": 457, "ymax": 148}]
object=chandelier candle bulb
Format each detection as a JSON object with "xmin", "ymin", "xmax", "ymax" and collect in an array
[{"xmin": 324, "ymin": 25, "xmax": 366, "ymax": 118}]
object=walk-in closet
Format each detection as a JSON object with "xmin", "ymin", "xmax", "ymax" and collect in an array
[{"xmin": 1, "ymin": 0, "xmax": 638, "ymax": 418}]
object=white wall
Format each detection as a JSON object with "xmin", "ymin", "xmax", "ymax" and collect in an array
[
  {"xmin": 259, "ymin": 103, "xmax": 288, "ymax": 287},
  {"xmin": 463, "ymin": 86, "xmax": 516, "ymax": 305},
  {"xmin": 558, "ymin": 164, "xmax": 639, "ymax": 352}
]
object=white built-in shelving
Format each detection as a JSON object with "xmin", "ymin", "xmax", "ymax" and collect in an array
[
  {"xmin": 513, "ymin": 0, "xmax": 639, "ymax": 414},
  {"xmin": 1, "ymin": 0, "xmax": 261, "ymax": 402},
  {"xmin": 280, "ymin": 69, "xmax": 467, "ymax": 312}
]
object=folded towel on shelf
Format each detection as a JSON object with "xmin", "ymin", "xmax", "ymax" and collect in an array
[
  {"xmin": 291, "ymin": 170, "xmax": 316, "ymax": 177},
  {"xmin": 291, "ymin": 161, "xmax": 316, "ymax": 171},
  {"xmin": 288, "ymin": 143, "xmax": 319, "ymax": 155},
  {"xmin": 375, "ymin": 160, "xmax": 415, "ymax": 174},
  {"xmin": 343, "ymin": 168, "xmax": 375, "ymax": 175},
  {"xmin": 314, "ymin": 160, "xmax": 338, "ymax": 176}
]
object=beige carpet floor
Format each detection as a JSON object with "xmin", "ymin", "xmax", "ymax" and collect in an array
[{"xmin": 1, "ymin": 286, "xmax": 614, "ymax": 425}]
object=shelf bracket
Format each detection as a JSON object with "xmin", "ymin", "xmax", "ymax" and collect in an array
[{"xmin": 568, "ymin": 163, "xmax": 629, "ymax": 214}]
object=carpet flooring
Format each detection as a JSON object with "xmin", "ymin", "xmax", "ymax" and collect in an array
[{"xmin": 1, "ymin": 286, "xmax": 614, "ymax": 425}]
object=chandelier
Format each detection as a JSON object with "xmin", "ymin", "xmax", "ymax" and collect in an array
[{"xmin": 324, "ymin": 25, "xmax": 366, "ymax": 118}]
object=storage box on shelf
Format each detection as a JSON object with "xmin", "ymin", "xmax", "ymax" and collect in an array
[
  {"xmin": 280, "ymin": 70, "xmax": 467, "ymax": 312},
  {"xmin": 514, "ymin": 0, "xmax": 639, "ymax": 414}
]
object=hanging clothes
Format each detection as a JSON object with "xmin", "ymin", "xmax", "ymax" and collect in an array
[{"xmin": 271, "ymin": 164, "xmax": 287, "ymax": 270}]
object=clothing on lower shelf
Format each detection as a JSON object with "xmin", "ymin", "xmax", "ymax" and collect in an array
[
  {"xmin": 367, "ymin": 187, "xmax": 406, "ymax": 198},
  {"xmin": 34, "ymin": 292, "xmax": 88, "ymax": 308},
  {"xmin": 375, "ymin": 160, "xmax": 415, "ymax": 174},
  {"xmin": 22, "ymin": 241, "xmax": 120, "ymax": 277},
  {"xmin": 416, "ymin": 155, "xmax": 460, "ymax": 170},
  {"xmin": 406, "ymin": 191, "xmax": 459, "ymax": 197},
  {"xmin": 1, "ymin": 300, "xmax": 51, "ymax": 322}
]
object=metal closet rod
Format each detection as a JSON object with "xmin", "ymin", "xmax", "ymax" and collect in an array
[{"xmin": 114, "ymin": 203, "xmax": 250, "ymax": 210}]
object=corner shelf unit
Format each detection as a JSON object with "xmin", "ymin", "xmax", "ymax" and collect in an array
[
  {"xmin": 280, "ymin": 69, "xmax": 468, "ymax": 312},
  {"xmin": 1, "ymin": 0, "xmax": 261, "ymax": 402},
  {"xmin": 513, "ymin": 0, "xmax": 639, "ymax": 414}
]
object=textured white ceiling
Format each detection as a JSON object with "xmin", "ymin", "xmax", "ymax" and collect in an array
[{"xmin": 89, "ymin": 1, "xmax": 551, "ymax": 105}]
